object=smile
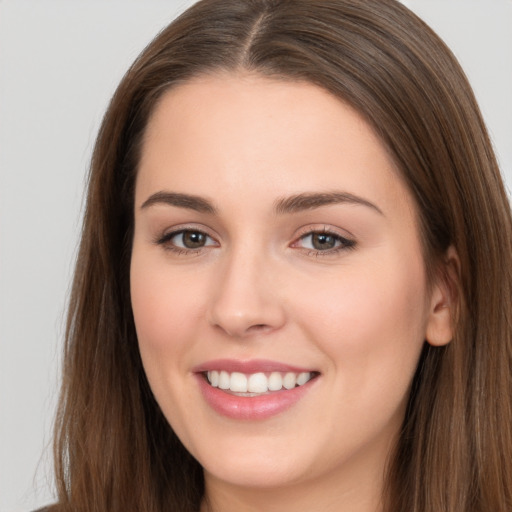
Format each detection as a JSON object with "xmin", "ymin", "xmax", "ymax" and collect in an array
[
  {"xmin": 206, "ymin": 370, "xmax": 314, "ymax": 395},
  {"xmin": 193, "ymin": 360, "xmax": 320, "ymax": 420}
]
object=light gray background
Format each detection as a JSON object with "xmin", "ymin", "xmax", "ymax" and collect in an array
[{"xmin": 1, "ymin": 1, "xmax": 511, "ymax": 511}]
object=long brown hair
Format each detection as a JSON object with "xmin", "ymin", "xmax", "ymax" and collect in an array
[{"xmin": 51, "ymin": 1, "xmax": 512, "ymax": 511}]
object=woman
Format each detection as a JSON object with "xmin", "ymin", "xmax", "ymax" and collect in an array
[{"xmin": 46, "ymin": 0, "xmax": 512, "ymax": 511}]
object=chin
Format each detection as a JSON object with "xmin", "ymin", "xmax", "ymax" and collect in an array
[{"xmin": 201, "ymin": 454, "xmax": 308, "ymax": 490}]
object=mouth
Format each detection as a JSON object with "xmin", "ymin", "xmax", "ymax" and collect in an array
[
  {"xmin": 193, "ymin": 359, "xmax": 320, "ymax": 420},
  {"xmin": 204, "ymin": 370, "xmax": 318, "ymax": 396}
]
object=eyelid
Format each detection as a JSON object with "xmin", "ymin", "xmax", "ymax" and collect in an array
[
  {"xmin": 290, "ymin": 225, "xmax": 356, "ymax": 253},
  {"xmin": 170, "ymin": 230, "xmax": 217, "ymax": 247},
  {"xmin": 292, "ymin": 224, "xmax": 355, "ymax": 242},
  {"xmin": 154, "ymin": 224, "xmax": 220, "ymax": 252},
  {"xmin": 153, "ymin": 223, "xmax": 355, "ymax": 256}
]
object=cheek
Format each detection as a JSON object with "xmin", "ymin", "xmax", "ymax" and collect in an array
[
  {"xmin": 295, "ymin": 253, "xmax": 429, "ymax": 397},
  {"xmin": 130, "ymin": 250, "xmax": 210, "ymax": 446},
  {"xmin": 130, "ymin": 249, "xmax": 205, "ymax": 375}
]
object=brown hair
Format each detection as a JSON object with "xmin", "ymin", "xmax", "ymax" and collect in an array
[{"xmin": 51, "ymin": 1, "xmax": 512, "ymax": 511}]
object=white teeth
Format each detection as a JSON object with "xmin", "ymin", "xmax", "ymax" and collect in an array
[
  {"xmin": 218, "ymin": 370, "xmax": 230, "ymax": 390},
  {"xmin": 297, "ymin": 372, "xmax": 310, "ymax": 386},
  {"xmin": 206, "ymin": 370, "xmax": 314, "ymax": 393},
  {"xmin": 268, "ymin": 372, "xmax": 283, "ymax": 391},
  {"xmin": 230, "ymin": 372, "xmax": 248, "ymax": 392},
  {"xmin": 283, "ymin": 372, "xmax": 296, "ymax": 390},
  {"xmin": 247, "ymin": 372, "xmax": 267, "ymax": 393},
  {"xmin": 208, "ymin": 370, "xmax": 219, "ymax": 387}
]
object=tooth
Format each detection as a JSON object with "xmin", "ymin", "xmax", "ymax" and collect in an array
[
  {"xmin": 230, "ymin": 372, "xmax": 248, "ymax": 392},
  {"xmin": 268, "ymin": 372, "xmax": 283, "ymax": 391},
  {"xmin": 247, "ymin": 372, "xmax": 268, "ymax": 393},
  {"xmin": 212, "ymin": 370, "xmax": 313, "ymax": 392},
  {"xmin": 283, "ymin": 372, "xmax": 297, "ymax": 390},
  {"xmin": 218, "ymin": 371, "xmax": 230, "ymax": 390},
  {"xmin": 297, "ymin": 372, "xmax": 311, "ymax": 386},
  {"xmin": 209, "ymin": 370, "xmax": 219, "ymax": 387}
]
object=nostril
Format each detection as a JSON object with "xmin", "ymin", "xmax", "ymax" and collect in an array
[{"xmin": 245, "ymin": 324, "xmax": 271, "ymax": 334}]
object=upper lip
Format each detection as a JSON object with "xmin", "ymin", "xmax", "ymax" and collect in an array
[{"xmin": 191, "ymin": 358, "xmax": 317, "ymax": 374}]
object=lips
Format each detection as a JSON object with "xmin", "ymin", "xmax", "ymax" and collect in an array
[{"xmin": 193, "ymin": 359, "xmax": 319, "ymax": 420}]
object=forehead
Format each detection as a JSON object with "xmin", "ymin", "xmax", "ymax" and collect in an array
[{"xmin": 136, "ymin": 73, "xmax": 415, "ymax": 221}]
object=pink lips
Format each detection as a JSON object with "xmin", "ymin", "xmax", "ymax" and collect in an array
[
  {"xmin": 192, "ymin": 358, "xmax": 313, "ymax": 374},
  {"xmin": 192, "ymin": 359, "xmax": 319, "ymax": 420}
]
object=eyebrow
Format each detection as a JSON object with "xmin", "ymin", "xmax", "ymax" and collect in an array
[
  {"xmin": 274, "ymin": 191, "xmax": 384, "ymax": 216},
  {"xmin": 140, "ymin": 191, "xmax": 217, "ymax": 214},
  {"xmin": 140, "ymin": 190, "xmax": 383, "ymax": 216}
]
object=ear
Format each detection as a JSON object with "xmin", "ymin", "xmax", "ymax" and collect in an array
[{"xmin": 425, "ymin": 246, "xmax": 460, "ymax": 347}]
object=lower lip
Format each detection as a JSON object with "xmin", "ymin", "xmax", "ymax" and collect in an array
[{"xmin": 196, "ymin": 374, "xmax": 317, "ymax": 420}]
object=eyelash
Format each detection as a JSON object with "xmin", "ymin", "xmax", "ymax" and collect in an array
[
  {"xmin": 293, "ymin": 227, "xmax": 356, "ymax": 257},
  {"xmin": 155, "ymin": 227, "xmax": 356, "ymax": 257},
  {"xmin": 155, "ymin": 228, "xmax": 218, "ymax": 256}
]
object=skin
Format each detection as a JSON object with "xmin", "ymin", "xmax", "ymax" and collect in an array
[{"xmin": 130, "ymin": 73, "xmax": 453, "ymax": 512}]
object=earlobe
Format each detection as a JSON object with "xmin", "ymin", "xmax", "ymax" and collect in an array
[{"xmin": 425, "ymin": 246, "xmax": 460, "ymax": 347}]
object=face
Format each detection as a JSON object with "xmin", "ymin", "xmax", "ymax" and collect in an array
[{"xmin": 130, "ymin": 74, "xmax": 451, "ymax": 502}]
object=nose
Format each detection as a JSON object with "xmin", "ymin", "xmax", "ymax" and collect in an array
[{"xmin": 207, "ymin": 249, "xmax": 286, "ymax": 339}]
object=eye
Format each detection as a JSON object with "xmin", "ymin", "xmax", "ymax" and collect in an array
[
  {"xmin": 294, "ymin": 229, "xmax": 356, "ymax": 254},
  {"xmin": 174, "ymin": 230, "xmax": 212, "ymax": 249},
  {"xmin": 157, "ymin": 229, "xmax": 217, "ymax": 252}
]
